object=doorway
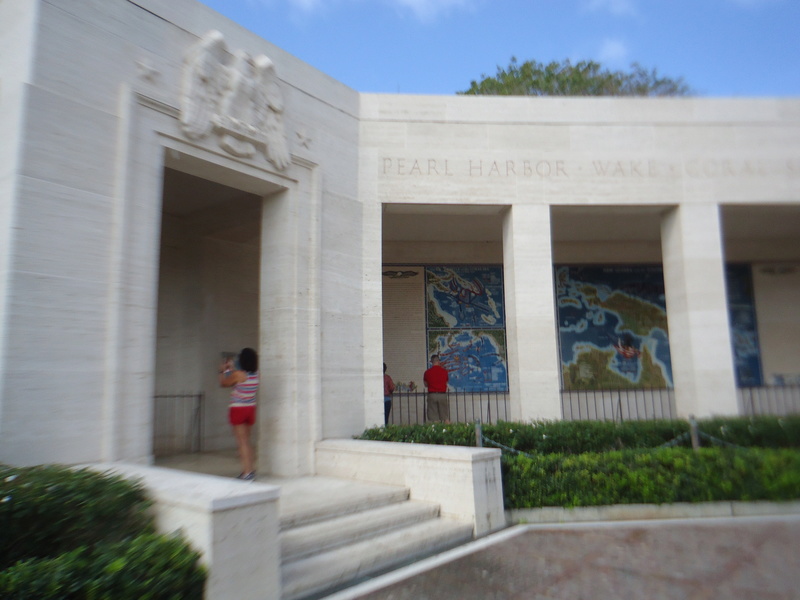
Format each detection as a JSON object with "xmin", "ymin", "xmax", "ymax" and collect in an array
[{"xmin": 153, "ymin": 165, "xmax": 265, "ymax": 457}]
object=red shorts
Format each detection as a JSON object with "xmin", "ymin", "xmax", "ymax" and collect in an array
[{"xmin": 229, "ymin": 405, "xmax": 256, "ymax": 426}]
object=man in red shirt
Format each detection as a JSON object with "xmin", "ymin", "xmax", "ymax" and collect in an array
[{"xmin": 423, "ymin": 354, "xmax": 449, "ymax": 423}]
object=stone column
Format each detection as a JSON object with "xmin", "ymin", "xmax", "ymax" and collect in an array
[
  {"xmin": 362, "ymin": 196, "xmax": 385, "ymax": 431},
  {"xmin": 260, "ymin": 168, "xmax": 322, "ymax": 477},
  {"xmin": 502, "ymin": 205, "xmax": 561, "ymax": 421},
  {"xmin": 660, "ymin": 204, "xmax": 738, "ymax": 417}
]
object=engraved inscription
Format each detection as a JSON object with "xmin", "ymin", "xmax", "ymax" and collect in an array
[
  {"xmin": 382, "ymin": 158, "xmax": 568, "ymax": 178},
  {"xmin": 592, "ymin": 159, "xmax": 775, "ymax": 178},
  {"xmin": 381, "ymin": 157, "xmax": 796, "ymax": 180}
]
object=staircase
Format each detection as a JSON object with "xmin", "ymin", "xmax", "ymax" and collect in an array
[{"xmin": 279, "ymin": 476, "xmax": 474, "ymax": 600}]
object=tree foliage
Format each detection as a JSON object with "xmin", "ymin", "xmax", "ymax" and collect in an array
[{"xmin": 460, "ymin": 57, "xmax": 692, "ymax": 97}]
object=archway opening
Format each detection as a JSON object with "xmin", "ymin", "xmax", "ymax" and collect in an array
[
  {"xmin": 152, "ymin": 157, "xmax": 280, "ymax": 465},
  {"xmin": 381, "ymin": 204, "xmax": 506, "ymax": 424}
]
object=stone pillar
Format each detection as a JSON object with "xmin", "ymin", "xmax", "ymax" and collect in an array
[
  {"xmin": 362, "ymin": 196, "xmax": 385, "ymax": 431},
  {"xmin": 260, "ymin": 168, "xmax": 322, "ymax": 477},
  {"xmin": 502, "ymin": 205, "xmax": 561, "ymax": 421},
  {"xmin": 660, "ymin": 204, "xmax": 738, "ymax": 417}
]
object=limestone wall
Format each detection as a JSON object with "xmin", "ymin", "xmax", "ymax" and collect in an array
[
  {"xmin": 363, "ymin": 94, "xmax": 800, "ymax": 419},
  {"xmin": 0, "ymin": 0, "xmax": 364, "ymax": 471},
  {"xmin": 2, "ymin": 0, "xmax": 800, "ymax": 470}
]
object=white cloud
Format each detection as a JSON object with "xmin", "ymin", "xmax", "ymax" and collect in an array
[
  {"xmin": 275, "ymin": 0, "xmax": 477, "ymax": 21},
  {"xmin": 390, "ymin": 0, "xmax": 476, "ymax": 21},
  {"xmin": 597, "ymin": 38, "xmax": 629, "ymax": 66},
  {"xmin": 284, "ymin": 0, "xmax": 325, "ymax": 11},
  {"xmin": 293, "ymin": 0, "xmax": 322, "ymax": 8},
  {"xmin": 583, "ymin": 0, "xmax": 638, "ymax": 17}
]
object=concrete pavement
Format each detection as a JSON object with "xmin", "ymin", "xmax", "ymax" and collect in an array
[
  {"xmin": 156, "ymin": 452, "xmax": 800, "ymax": 599},
  {"xmin": 325, "ymin": 515, "xmax": 800, "ymax": 600}
]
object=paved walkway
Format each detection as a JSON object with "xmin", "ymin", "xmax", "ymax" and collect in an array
[
  {"xmin": 156, "ymin": 452, "xmax": 800, "ymax": 599},
  {"xmin": 327, "ymin": 515, "xmax": 800, "ymax": 600}
]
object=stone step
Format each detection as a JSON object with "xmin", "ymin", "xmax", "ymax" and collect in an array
[
  {"xmin": 281, "ymin": 500, "xmax": 441, "ymax": 562},
  {"xmin": 279, "ymin": 477, "xmax": 410, "ymax": 530},
  {"xmin": 281, "ymin": 518, "xmax": 474, "ymax": 600}
]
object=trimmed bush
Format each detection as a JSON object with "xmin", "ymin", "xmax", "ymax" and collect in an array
[
  {"xmin": 359, "ymin": 417, "xmax": 800, "ymax": 508},
  {"xmin": 359, "ymin": 423, "xmax": 477, "ymax": 447},
  {"xmin": 0, "ymin": 466, "xmax": 152, "ymax": 570},
  {"xmin": 694, "ymin": 416, "xmax": 800, "ymax": 448},
  {"xmin": 482, "ymin": 419, "xmax": 690, "ymax": 454},
  {"xmin": 0, "ymin": 464, "xmax": 206, "ymax": 598},
  {"xmin": 0, "ymin": 533, "xmax": 205, "ymax": 600},
  {"xmin": 502, "ymin": 448, "xmax": 800, "ymax": 508},
  {"xmin": 0, "ymin": 547, "xmax": 90, "ymax": 599},
  {"xmin": 359, "ymin": 416, "xmax": 800, "ymax": 453}
]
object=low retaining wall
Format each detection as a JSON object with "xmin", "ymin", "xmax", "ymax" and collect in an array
[
  {"xmin": 90, "ymin": 463, "xmax": 281, "ymax": 600},
  {"xmin": 509, "ymin": 500, "xmax": 800, "ymax": 524},
  {"xmin": 315, "ymin": 439, "xmax": 505, "ymax": 536}
]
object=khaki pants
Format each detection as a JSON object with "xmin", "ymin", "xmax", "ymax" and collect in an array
[{"xmin": 426, "ymin": 392, "xmax": 449, "ymax": 422}]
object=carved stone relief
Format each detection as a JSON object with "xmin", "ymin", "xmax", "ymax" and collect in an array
[{"xmin": 180, "ymin": 30, "xmax": 291, "ymax": 170}]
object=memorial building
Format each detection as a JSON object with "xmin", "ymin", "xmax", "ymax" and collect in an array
[{"xmin": 2, "ymin": 0, "xmax": 799, "ymax": 475}]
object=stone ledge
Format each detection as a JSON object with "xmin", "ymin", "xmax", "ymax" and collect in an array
[
  {"xmin": 508, "ymin": 500, "xmax": 800, "ymax": 524},
  {"xmin": 87, "ymin": 463, "xmax": 280, "ymax": 600},
  {"xmin": 317, "ymin": 438, "xmax": 501, "ymax": 463},
  {"xmin": 316, "ymin": 439, "xmax": 505, "ymax": 536},
  {"xmin": 90, "ymin": 462, "xmax": 280, "ymax": 511}
]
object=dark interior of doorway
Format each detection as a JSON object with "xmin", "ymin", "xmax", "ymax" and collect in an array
[{"xmin": 153, "ymin": 167, "xmax": 263, "ymax": 458}]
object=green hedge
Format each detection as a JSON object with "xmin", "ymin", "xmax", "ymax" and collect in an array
[
  {"xmin": 359, "ymin": 416, "xmax": 800, "ymax": 453},
  {"xmin": 0, "ymin": 465, "xmax": 205, "ymax": 599},
  {"xmin": 0, "ymin": 466, "xmax": 153, "ymax": 570},
  {"xmin": 503, "ymin": 448, "xmax": 800, "ymax": 508},
  {"xmin": 360, "ymin": 423, "xmax": 479, "ymax": 447},
  {"xmin": 0, "ymin": 533, "xmax": 205, "ymax": 600},
  {"xmin": 359, "ymin": 417, "xmax": 800, "ymax": 508},
  {"xmin": 481, "ymin": 419, "xmax": 689, "ymax": 453},
  {"xmin": 693, "ymin": 416, "xmax": 800, "ymax": 448}
]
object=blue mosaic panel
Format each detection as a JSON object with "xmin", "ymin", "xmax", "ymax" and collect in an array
[
  {"xmin": 725, "ymin": 264, "xmax": 763, "ymax": 387},
  {"xmin": 426, "ymin": 265, "xmax": 507, "ymax": 391},
  {"xmin": 556, "ymin": 265, "xmax": 673, "ymax": 390},
  {"xmin": 426, "ymin": 266, "xmax": 505, "ymax": 329}
]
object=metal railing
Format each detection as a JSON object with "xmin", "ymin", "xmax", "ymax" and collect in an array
[
  {"xmin": 739, "ymin": 385, "xmax": 800, "ymax": 416},
  {"xmin": 561, "ymin": 388, "xmax": 676, "ymax": 422},
  {"xmin": 150, "ymin": 386, "xmax": 797, "ymax": 451},
  {"xmin": 387, "ymin": 390, "xmax": 510, "ymax": 425},
  {"xmin": 153, "ymin": 392, "xmax": 204, "ymax": 457}
]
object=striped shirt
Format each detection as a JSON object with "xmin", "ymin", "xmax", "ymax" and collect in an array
[{"xmin": 230, "ymin": 372, "xmax": 259, "ymax": 407}]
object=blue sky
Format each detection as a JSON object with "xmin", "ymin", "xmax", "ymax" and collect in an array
[{"xmin": 196, "ymin": 0, "xmax": 800, "ymax": 96}]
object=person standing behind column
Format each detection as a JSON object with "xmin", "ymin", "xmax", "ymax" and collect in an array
[
  {"xmin": 423, "ymin": 354, "xmax": 449, "ymax": 423},
  {"xmin": 383, "ymin": 363, "xmax": 396, "ymax": 425}
]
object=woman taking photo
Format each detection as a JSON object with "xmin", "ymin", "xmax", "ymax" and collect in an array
[{"xmin": 219, "ymin": 347, "xmax": 259, "ymax": 480}]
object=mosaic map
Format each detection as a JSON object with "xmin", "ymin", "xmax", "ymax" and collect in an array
[
  {"xmin": 725, "ymin": 264, "xmax": 763, "ymax": 386},
  {"xmin": 556, "ymin": 265, "xmax": 673, "ymax": 390},
  {"xmin": 426, "ymin": 266, "xmax": 505, "ymax": 329},
  {"xmin": 426, "ymin": 266, "xmax": 507, "ymax": 391},
  {"xmin": 428, "ymin": 329, "xmax": 508, "ymax": 391}
]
